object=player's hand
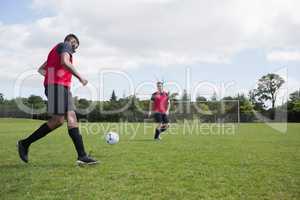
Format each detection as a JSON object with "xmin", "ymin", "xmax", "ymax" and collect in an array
[
  {"xmin": 166, "ymin": 110, "xmax": 169, "ymax": 116},
  {"xmin": 148, "ymin": 111, "xmax": 152, "ymax": 118},
  {"xmin": 80, "ymin": 78, "xmax": 88, "ymax": 86}
]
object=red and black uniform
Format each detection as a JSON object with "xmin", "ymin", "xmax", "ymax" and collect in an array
[
  {"xmin": 44, "ymin": 42, "xmax": 75, "ymax": 115},
  {"xmin": 151, "ymin": 91, "xmax": 169, "ymax": 124},
  {"xmin": 17, "ymin": 38, "xmax": 97, "ymax": 165}
]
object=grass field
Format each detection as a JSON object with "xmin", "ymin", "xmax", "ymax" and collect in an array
[{"xmin": 0, "ymin": 118, "xmax": 299, "ymax": 200}]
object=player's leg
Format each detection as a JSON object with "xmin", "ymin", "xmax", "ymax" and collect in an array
[
  {"xmin": 18, "ymin": 84, "xmax": 67, "ymax": 163},
  {"xmin": 160, "ymin": 113, "xmax": 169, "ymax": 133},
  {"xmin": 155, "ymin": 123, "xmax": 169, "ymax": 139},
  {"xmin": 66, "ymin": 87, "xmax": 98, "ymax": 165},
  {"xmin": 17, "ymin": 115, "xmax": 64, "ymax": 163},
  {"xmin": 154, "ymin": 123, "xmax": 163, "ymax": 140},
  {"xmin": 47, "ymin": 115, "xmax": 65, "ymax": 129},
  {"xmin": 154, "ymin": 113, "xmax": 169, "ymax": 140},
  {"xmin": 67, "ymin": 111, "xmax": 98, "ymax": 165},
  {"xmin": 160, "ymin": 123, "xmax": 169, "ymax": 133},
  {"xmin": 65, "ymin": 88, "xmax": 86, "ymax": 158},
  {"xmin": 153, "ymin": 113, "xmax": 163, "ymax": 139},
  {"xmin": 67, "ymin": 111, "xmax": 87, "ymax": 158},
  {"xmin": 23, "ymin": 114, "xmax": 64, "ymax": 144}
]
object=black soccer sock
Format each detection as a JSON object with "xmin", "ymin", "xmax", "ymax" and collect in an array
[
  {"xmin": 160, "ymin": 127, "xmax": 167, "ymax": 133},
  {"xmin": 154, "ymin": 128, "xmax": 161, "ymax": 139},
  {"xmin": 68, "ymin": 127, "xmax": 87, "ymax": 158},
  {"xmin": 22, "ymin": 123, "xmax": 52, "ymax": 148}
]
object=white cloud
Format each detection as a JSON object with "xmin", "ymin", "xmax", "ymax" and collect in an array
[
  {"xmin": 1, "ymin": 0, "xmax": 300, "ymax": 82},
  {"xmin": 267, "ymin": 51, "xmax": 300, "ymax": 62}
]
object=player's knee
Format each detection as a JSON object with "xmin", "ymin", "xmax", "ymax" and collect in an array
[
  {"xmin": 162, "ymin": 124, "xmax": 169, "ymax": 129},
  {"xmin": 53, "ymin": 116, "xmax": 65, "ymax": 126},
  {"xmin": 47, "ymin": 116, "xmax": 64, "ymax": 129},
  {"xmin": 67, "ymin": 112, "xmax": 78, "ymax": 128},
  {"xmin": 68, "ymin": 121, "xmax": 78, "ymax": 129}
]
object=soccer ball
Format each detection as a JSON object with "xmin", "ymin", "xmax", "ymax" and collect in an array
[{"xmin": 105, "ymin": 132, "xmax": 119, "ymax": 145}]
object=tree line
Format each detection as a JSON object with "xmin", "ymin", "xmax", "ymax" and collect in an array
[{"xmin": 0, "ymin": 73, "xmax": 299, "ymax": 122}]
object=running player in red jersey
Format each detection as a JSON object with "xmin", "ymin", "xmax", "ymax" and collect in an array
[
  {"xmin": 17, "ymin": 34, "xmax": 98, "ymax": 165},
  {"xmin": 148, "ymin": 81, "xmax": 171, "ymax": 140}
]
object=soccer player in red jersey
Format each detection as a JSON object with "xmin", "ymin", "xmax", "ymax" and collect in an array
[
  {"xmin": 148, "ymin": 81, "xmax": 171, "ymax": 140},
  {"xmin": 17, "ymin": 34, "xmax": 98, "ymax": 165}
]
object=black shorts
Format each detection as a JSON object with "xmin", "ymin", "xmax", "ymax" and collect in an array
[
  {"xmin": 44, "ymin": 84, "xmax": 75, "ymax": 115},
  {"xmin": 154, "ymin": 112, "xmax": 169, "ymax": 124}
]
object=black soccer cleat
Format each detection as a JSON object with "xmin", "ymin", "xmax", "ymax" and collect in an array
[
  {"xmin": 154, "ymin": 136, "xmax": 162, "ymax": 141},
  {"xmin": 17, "ymin": 140, "xmax": 29, "ymax": 163},
  {"xmin": 77, "ymin": 155, "xmax": 99, "ymax": 166}
]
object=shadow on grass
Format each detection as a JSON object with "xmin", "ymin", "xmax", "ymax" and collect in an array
[
  {"xmin": 129, "ymin": 139, "xmax": 154, "ymax": 142},
  {"xmin": 0, "ymin": 163, "xmax": 29, "ymax": 170},
  {"xmin": 0, "ymin": 162, "xmax": 80, "ymax": 170}
]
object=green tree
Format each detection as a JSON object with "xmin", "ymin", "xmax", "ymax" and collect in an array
[
  {"xmin": 249, "ymin": 89, "xmax": 264, "ymax": 111},
  {"xmin": 0, "ymin": 93, "xmax": 4, "ymax": 104},
  {"xmin": 254, "ymin": 73, "xmax": 285, "ymax": 110},
  {"xmin": 222, "ymin": 96, "xmax": 234, "ymax": 101},
  {"xmin": 288, "ymin": 89, "xmax": 300, "ymax": 122},
  {"xmin": 211, "ymin": 92, "xmax": 217, "ymax": 101},
  {"xmin": 292, "ymin": 101, "xmax": 300, "ymax": 112},
  {"xmin": 289, "ymin": 89, "xmax": 300, "ymax": 102},
  {"xmin": 169, "ymin": 92, "xmax": 179, "ymax": 102},
  {"xmin": 77, "ymin": 98, "xmax": 90, "ymax": 109},
  {"xmin": 110, "ymin": 90, "xmax": 117, "ymax": 102},
  {"xmin": 194, "ymin": 95, "xmax": 209, "ymax": 120},
  {"xmin": 181, "ymin": 89, "xmax": 190, "ymax": 102},
  {"xmin": 196, "ymin": 95, "xmax": 207, "ymax": 102},
  {"xmin": 180, "ymin": 90, "xmax": 190, "ymax": 115},
  {"xmin": 236, "ymin": 94, "xmax": 255, "ymax": 122},
  {"xmin": 27, "ymin": 95, "xmax": 45, "ymax": 109}
]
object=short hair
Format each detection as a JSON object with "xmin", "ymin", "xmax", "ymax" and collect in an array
[
  {"xmin": 157, "ymin": 81, "xmax": 163, "ymax": 85},
  {"xmin": 64, "ymin": 34, "xmax": 80, "ymax": 45}
]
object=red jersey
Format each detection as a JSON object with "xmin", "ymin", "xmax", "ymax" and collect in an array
[
  {"xmin": 44, "ymin": 43, "xmax": 73, "ymax": 87},
  {"xmin": 151, "ymin": 91, "xmax": 169, "ymax": 113}
]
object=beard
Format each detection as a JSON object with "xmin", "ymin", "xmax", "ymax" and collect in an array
[{"xmin": 71, "ymin": 45, "xmax": 77, "ymax": 53}]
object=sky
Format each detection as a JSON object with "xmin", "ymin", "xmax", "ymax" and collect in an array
[{"xmin": 0, "ymin": 0, "xmax": 299, "ymax": 101}]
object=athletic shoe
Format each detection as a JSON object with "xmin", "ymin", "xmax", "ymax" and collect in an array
[
  {"xmin": 17, "ymin": 140, "xmax": 28, "ymax": 163},
  {"xmin": 77, "ymin": 155, "xmax": 99, "ymax": 166}
]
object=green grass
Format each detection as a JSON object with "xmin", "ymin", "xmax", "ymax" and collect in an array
[{"xmin": 0, "ymin": 118, "xmax": 300, "ymax": 200}]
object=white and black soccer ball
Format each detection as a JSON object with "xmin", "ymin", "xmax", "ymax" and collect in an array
[{"xmin": 105, "ymin": 132, "xmax": 119, "ymax": 145}]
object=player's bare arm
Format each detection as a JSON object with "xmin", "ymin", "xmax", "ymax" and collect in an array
[
  {"xmin": 61, "ymin": 52, "xmax": 88, "ymax": 86},
  {"xmin": 166, "ymin": 99, "xmax": 171, "ymax": 115},
  {"xmin": 38, "ymin": 61, "xmax": 47, "ymax": 76}
]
